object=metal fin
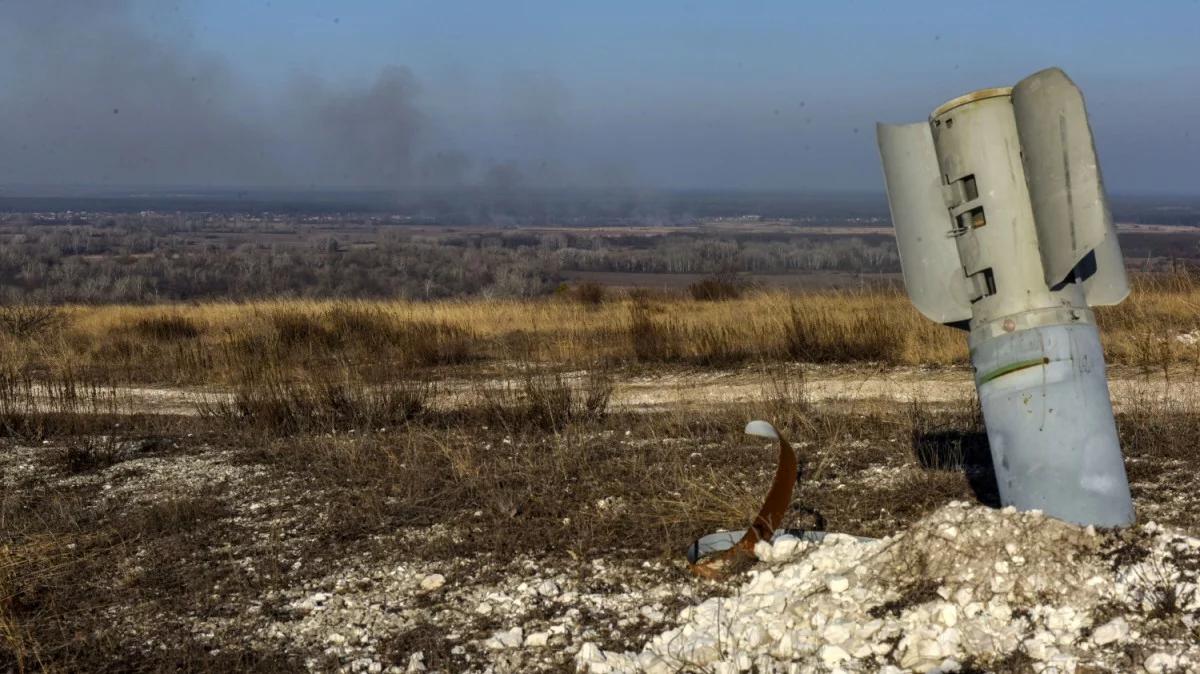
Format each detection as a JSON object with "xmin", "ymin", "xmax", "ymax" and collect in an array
[
  {"xmin": 877, "ymin": 122, "xmax": 972, "ymax": 325},
  {"xmin": 689, "ymin": 420, "xmax": 798, "ymax": 579},
  {"xmin": 1012, "ymin": 67, "xmax": 1129, "ymax": 303}
]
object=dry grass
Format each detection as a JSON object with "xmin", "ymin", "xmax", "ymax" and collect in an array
[
  {"xmin": 5, "ymin": 274, "xmax": 1194, "ymax": 385},
  {"xmin": 3, "ymin": 275, "xmax": 1200, "ymax": 669}
]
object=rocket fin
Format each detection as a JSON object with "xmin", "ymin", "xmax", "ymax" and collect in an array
[
  {"xmin": 877, "ymin": 122, "xmax": 972, "ymax": 325},
  {"xmin": 1012, "ymin": 68, "xmax": 1129, "ymax": 303}
]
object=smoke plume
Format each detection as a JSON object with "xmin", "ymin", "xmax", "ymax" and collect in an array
[{"xmin": 0, "ymin": 0, "xmax": 433, "ymax": 188}]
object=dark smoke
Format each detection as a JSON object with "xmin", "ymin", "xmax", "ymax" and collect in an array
[
  {"xmin": 0, "ymin": 0, "xmax": 433, "ymax": 188},
  {"xmin": 288, "ymin": 66, "xmax": 426, "ymax": 187}
]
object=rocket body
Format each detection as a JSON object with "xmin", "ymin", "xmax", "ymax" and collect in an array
[
  {"xmin": 877, "ymin": 68, "xmax": 1135, "ymax": 527},
  {"xmin": 973, "ymin": 322, "xmax": 1133, "ymax": 526}
]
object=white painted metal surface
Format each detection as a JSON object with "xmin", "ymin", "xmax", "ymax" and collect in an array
[{"xmin": 877, "ymin": 67, "xmax": 1135, "ymax": 527}]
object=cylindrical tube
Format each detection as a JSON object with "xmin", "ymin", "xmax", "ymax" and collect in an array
[{"xmin": 971, "ymin": 321, "xmax": 1135, "ymax": 526}]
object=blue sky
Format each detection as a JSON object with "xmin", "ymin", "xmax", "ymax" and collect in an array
[{"xmin": 2, "ymin": 1, "xmax": 1197, "ymax": 192}]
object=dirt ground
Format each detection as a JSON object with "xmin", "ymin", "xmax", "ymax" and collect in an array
[
  {"xmin": 3, "ymin": 364, "xmax": 1199, "ymax": 672},
  {"xmin": 18, "ymin": 364, "xmax": 1197, "ymax": 417}
]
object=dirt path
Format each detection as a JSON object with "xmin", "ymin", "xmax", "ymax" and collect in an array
[{"xmin": 33, "ymin": 365, "xmax": 1197, "ymax": 416}]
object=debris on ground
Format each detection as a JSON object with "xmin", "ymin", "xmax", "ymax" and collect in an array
[{"xmin": 577, "ymin": 503, "xmax": 1200, "ymax": 673}]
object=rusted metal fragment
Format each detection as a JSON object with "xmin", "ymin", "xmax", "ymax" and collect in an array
[{"xmin": 688, "ymin": 420, "xmax": 798, "ymax": 579}]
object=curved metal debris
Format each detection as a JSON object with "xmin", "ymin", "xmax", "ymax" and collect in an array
[{"xmin": 687, "ymin": 420, "xmax": 798, "ymax": 579}]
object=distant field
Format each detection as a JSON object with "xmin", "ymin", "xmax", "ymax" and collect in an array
[{"xmin": 559, "ymin": 269, "xmax": 903, "ymax": 290}]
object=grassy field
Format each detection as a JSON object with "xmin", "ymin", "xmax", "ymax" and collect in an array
[{"xmin": 1, "ymin": 274, "xmax": 1198, "ymax": 387}]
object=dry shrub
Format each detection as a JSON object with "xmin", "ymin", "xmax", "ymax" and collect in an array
[
  {"xmin": 908, "ymin": 399, "xmax": 990, "ymax": 472},
  {"xmin": 323, "ymin": 304, "xmax": 399, "ymax": 342},
  {"xmin": 571, "ymin": 281, "xmax": 607, "ymax": 306},
  {"xmin": 1117, "ymin": 391, "xmax": 1200, "ymax": 464},
  {"xmin": 59, "ymin": 436, "xmax": 127, "ymax": 474},
  {"xmin": 688, "ymin": 273, "xmax": 743, "ymax": 301},
  {"xmin": 2, "ymin": 538, "xmax": 54, "ymax": 672},
  {"xmin": 206, "ymin": 372, "xmax": 433, "ymax": 436},
  {"xmin": 0, "ymin": 305, "xmax": 62, "ymax": 339},
  {"xmin": 477, "ymin": 369, "xmax": 614, "ymax": 431},
  {"xmin": 0, "ymin": 370, "xmax": 125, "ymax": 440},
  {"xmin": 263, "ymin": 307, "xmax": 475, "ymax": 368}
]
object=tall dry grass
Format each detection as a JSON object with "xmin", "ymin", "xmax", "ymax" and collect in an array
[{"xmin": 0, "ymin": 276, "xmax": 1196, "ymax": 385}]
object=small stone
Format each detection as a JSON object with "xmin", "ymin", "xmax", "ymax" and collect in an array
[
  {"xmin": 823, "ymin": 621, "xmax": 851, "ymax": 644},
  {"xmin": 524, "ymin": 631, "xmax": 550, "ymax": 647},
  {"xmin": 819, "ymin": 644, "xmax": 851, "ymax": 666},
  {"xmin": 772, "ymin": 536, "xmax": 801, "ymax": 560},
  {"xmin": 405, "ymin": 651, "xmax": 426, "ymax": 672},
  {"xmin": 577, "ymin": 642, "xmax": 602, "ymax": 664},
  {"xmin": 1091, "ymin": 617, "xmax": 1129, "ymax": 645},
  {"xmin": 536, "ymin": 579, "xmax": 560, "ymax": 597},
  {"xmin": 639, "ymin": 605, "xmax": 665, "ymax": 623},
  {"xmin": 1145, "ymin": 652, "xmax": 1179, "ymax": 673},
  {"xmin": 753, "ymin": 540, "xmax": 774, "ymax": 561},
  {"xmin": 485, "ymin": 627, "xmax": 523, "ymax": 650},
  {"xmin": 419, "ymin": 574, "xmax": 445, "ymax": 591},
  {"xmin": 827, "ymin": 575, "xmax": 850, "ymax": 593}
]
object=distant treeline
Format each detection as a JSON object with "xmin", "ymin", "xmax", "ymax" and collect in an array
[
  {"xmin": 0, "ymin": 210, "xmax": 1195, "ymax": 303},
  {"xmin": 0, "ymin": 214, "xmax": 898, "ymax": 303}
]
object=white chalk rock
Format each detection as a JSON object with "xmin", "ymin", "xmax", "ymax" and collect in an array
[
  {"xmin": 754, "ymin": 540, "xmax": 774, "ymax": 562},
  {"xmin": 819, "ymin": 644, "xmax": 851, "ymax": 667},
  {"xmin": 936, "ymin": 603, "xmax": 958, "ymax": 627},
  {"xmin": 418, "ymin": 574, "xmax": 445, "ymax": 591},
  {"xmin": 771, "ymin": 535, "xmax": 801, "ymax": 561},
  {"xmin": 485, "ymin": 627, "xmax": 523, "ymax": 650},
  {"xmin": 1145, "ymin": 652, "xmax": 1179, "ymax": 673},
  {"xmin": 524, "ymin": 631, "xmax": 550, "ymax": 647},
  {"xmin": 822, "ymin": 621, "xmax": 851, "ymax": 645},
  {"xmin": 1091, "ymin": 617, "xmax": 1129, "ymax": 646},
  {"xmin": 405, "ymin": 652, "xmax": 426, "ymax": 673}
]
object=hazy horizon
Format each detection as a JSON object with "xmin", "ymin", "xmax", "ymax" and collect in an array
[{"xmin": 1, "ymin": 1, "xmax": 1197, "ymax": 194}]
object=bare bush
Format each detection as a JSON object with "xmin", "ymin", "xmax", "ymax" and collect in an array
[
  {"xmin": 688, "ymin": 273, "xmax": 743, "ymax": 301},
  {"xmin": 478, "ymin": 369, "xmax": 614, "ymax": 431},
  {"xmin": 572, "ymin": 281, "xmax": 606, "ymax": 306},
  {"xmin": 0, "ymin": 304, "xmax": 61, "ymax": 338},
  {"xmin": 204, "ymin": 371, "xmax": 434, "ymax": 435}
]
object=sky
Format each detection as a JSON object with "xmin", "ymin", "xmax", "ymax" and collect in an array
[{"xmin": 0, "ymin": 1, "xmax": 1197, "ymax": 193}]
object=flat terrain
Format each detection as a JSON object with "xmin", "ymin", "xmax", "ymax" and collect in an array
[
  {"xmin": 11, "ymin": 363, "xmax": 1200, "ymax": 417},
  {"xmin": 5, "ymin": 286, "xmax": 1200, "ymax": 672},
  {"xmin": 5, "ymin": 359, "xmax": 1200, "ymax": 672}
]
